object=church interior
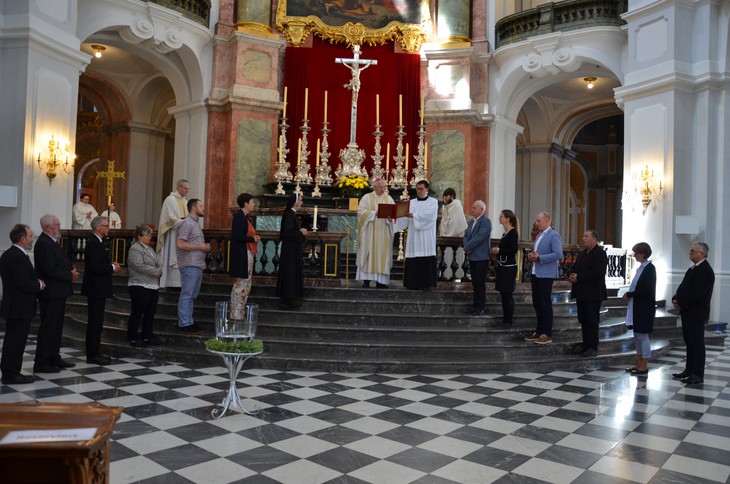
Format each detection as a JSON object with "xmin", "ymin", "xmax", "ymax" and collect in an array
[{"xmin": 1, "ymin": 0, "xmax": 729, "ymax": 482}]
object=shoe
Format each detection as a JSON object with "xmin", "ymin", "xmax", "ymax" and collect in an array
[
  {"xmin": 2, "ymin": 374, "xmax": 35, "ymax": 384},
  {"xmin": 33, "ymin": 364, "xmax": 61, "ymax": 373},
  {"xmin": 534, "ymin": 334, "xmax": 552, "ymax": 345},
  {"xmin": 51, "ymin": 359, "xmax": 75, "ymax": 368},
  {"xmin": 580, "ymin": 348, "xmax": 597, "ymax": 357},
  {"xmin": 472, "ymin": 308, "xmax": 486, "ymax": 316},
  {"xmin": 143, "ymin": 335, "xmax": 161, "ymax": 346},
  {"xmin": 362, "ymin": 281, "xmax": 371, "ymax": 288},
  {"xmin": 86, "ymin": 355, "xmax": 111, "ymax": 365},
  {"xmin": 680, "ymin": 375, "xmax": 703, "ymax": 384},
  {"xmin": 179, "ymin": 324, "xmax": 204, "ymax": 333},
  {"xmin": 672, "ymin": 371, "xmax": 691, "ymax": 380},
  {"xmin": 524, "ymin": 332, "xmax": 540, "ymax": 341},
  {"xmin": 572, "ymin": 344, "xmax": 587, "ymax": 355},
  {"xmin": 629, "ymin": 368, "xmax": 649, "ymax": 375},
  {"xmin": 375, "ymin": 283, "xmax": 388, "ymax": 289}
]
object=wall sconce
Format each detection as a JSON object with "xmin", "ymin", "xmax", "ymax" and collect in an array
[
  {"xmin": 91, "ymin": 44, "xmax": 106, "ymax": 58},
  {"xmin": 634, "ymin": 164, "xmax": 663, "ymax": 213},
  {"xmin": 584, "ymin": 77, "xmax": 596, "ymax": 89},
  {"xmin": 37, "ymin": 135, "xmax": 75, "ymax": 184}
]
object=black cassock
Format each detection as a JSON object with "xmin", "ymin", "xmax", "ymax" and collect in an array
[{"xmin": 276, "ymin": 208, "xmax": 305, "ymax": 299}]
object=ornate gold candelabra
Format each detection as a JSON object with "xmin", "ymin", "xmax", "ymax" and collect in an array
[
  {"xmin": 388, "ymin": 125, "xmax": 410, "ymax": 200},
  {"xmin": 294, "ymin": 119, "xmax": 313, "ymax": 185},
  {"xmin": 369, "ymin": 124, "xmax": 386, "ymax": 181},
  {"xmin": 410, "ymin": 123, "xmax": 427, "ymax": 184},
  {"xmin": 312, "ymin": 122, "xmax": 333, "ymax": 197},
  {"xmin": 274, "ymin": 116, "xmax": 292, "ymax": 195}
]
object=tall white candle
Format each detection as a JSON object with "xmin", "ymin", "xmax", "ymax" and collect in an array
[
  {"xmin": 399, "ymin": 95, "xmax": 402, "ymax": 125},
  {"xmin": 405, "ymin": 143, "xmax": 409, "ymax": 171},
  {"xmin": 315, "ymin": 138, "xmax": 321, "ymax": 167},
  {"xmin": 324, "ymin": 91, "xmax": 328, "ymax": 123},
  {"xmin": 283, "ymin": 86, "xmax": 288, "ymax": 117},
  {"xmin": 313, "ymin": 206, "xmax": 318, "ymax": 230},
  {"xmin": 385, "ymin": 142, "xmax": 390, "ymax": 173},
  {"xmin": 376, "ymin": 94, "xmax": 380, "ymax": 125},
  {"xmin": 424, "ymin": 142, "xmax": 428, "ymax": 171},
  {"xmin": 420, "ymin": 96, "xmax": 424, "ymax": 125},
  {"xmin": 303, "ymin": 88, "xmax": 309, "ymax": 119},
  {"xmin": 279, "ymin": 135, "xmax": 283, "ymax": 164},
  {"xmin": 297, "ymin": 138, "xmax": 302, "ymax": 166}
]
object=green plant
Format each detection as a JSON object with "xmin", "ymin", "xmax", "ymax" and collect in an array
[{"xmin": 205, "ymin": 338, "xmax": 264, "ymax": 353}]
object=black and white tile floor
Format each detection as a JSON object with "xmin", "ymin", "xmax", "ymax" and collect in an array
[{"xmin": 2, "ymin": 334, "xmax": 729, "ymax": 484}]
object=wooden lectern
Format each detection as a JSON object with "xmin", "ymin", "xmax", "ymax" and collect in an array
[{"xmin": 0, "ymin": 402, "xmax": 123, "ymax": 483}]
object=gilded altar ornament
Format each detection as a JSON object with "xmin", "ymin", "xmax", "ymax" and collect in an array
[{"xmin": 275, "ymin": 0, "xmax": 428, "ymax": 54}]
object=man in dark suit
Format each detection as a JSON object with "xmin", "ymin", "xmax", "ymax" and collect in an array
[
  {"xmin": 463, "ymin": 201, "xmax": 492, "ymax": 315},
  {"xmin": 1, "ymin": 224, "xmax": 45, "ymax": 384},
  {"xmin": 568, "ymin": 230, "xmax": 608, "ymax": 357},
  {"xmin": 33, "ymin": 213, "xmax": 78, "ymax": 373},
  {"xmin": 81, "ymin": 216, "xmax": 120, "ymax": 365},
  {"xmin": 671, "ymin": 242, "xmax": 715, "ymax": 385}
]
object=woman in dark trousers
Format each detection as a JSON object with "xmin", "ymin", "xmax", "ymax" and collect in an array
[
  {"xmin": 276, "ymin": 193, "xmax": 307, "ymax": 309},
  {"xmin": 127, "ymin": 225, "xmax": 162, "ymax": 346},
  {"xmin": 491, "ymin": 210, "xmax": 519, "ymax": 326},
  {"xmin": 623, "ymin": 242, "xmax": 656, "ymax": 374}
]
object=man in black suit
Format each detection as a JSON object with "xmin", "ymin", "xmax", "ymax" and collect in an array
[
  {"xmin": 672, "ymin": 242, "xmax": 715, "ymax": 385},
  {"xmin": 33, "ymin": 214, "xmax": 79, "ymax": 373},
  {"xmin": 1, "ymin": 224, "xmax": 45, "ymax": 384},
  {"xmin": 81, "ymin": 216, "xmax": 120, "ymax": 365},
  {"xmin": 568, "ymin": 230, "xmax": 608, "ymax": 357}
]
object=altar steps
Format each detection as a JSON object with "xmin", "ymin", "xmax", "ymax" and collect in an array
[{"xmin": 57, "ymin": 274, "xmax": 725, "ymax": 373}]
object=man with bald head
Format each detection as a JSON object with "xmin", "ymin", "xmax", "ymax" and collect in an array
[
  {"xmin": 357, "ymin": 178, "xmax": 396, "ymax": 288},
  {"xmin": 463, "ymin": 201, "xmax": 492, "ymax": 315}
]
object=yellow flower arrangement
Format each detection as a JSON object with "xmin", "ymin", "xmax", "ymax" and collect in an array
[{"xmin": 337, "ymin": 174, "xmax": 370, "ymax": 198}]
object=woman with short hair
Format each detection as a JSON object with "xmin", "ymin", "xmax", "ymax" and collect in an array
[
  {"xmin": 127, "ymin": 224, "xmax": 162, "ymax": 346},
  {"xmin": 623, "ymin": 242, "xmax": 656, "ymax": 375}
]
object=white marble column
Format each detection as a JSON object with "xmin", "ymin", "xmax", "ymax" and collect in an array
[
  {"xmin": 127, "ymin": 123, "xmax": 171, "ymax": 227},
  {"xmin": 488, "ymin": 116, "xmax": 521, "ymax": 233},
  {"xmin": 168, "ymin": 101, "xmax": 209, "ymax": 202}
]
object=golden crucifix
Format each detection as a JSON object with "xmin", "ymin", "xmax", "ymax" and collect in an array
[{"xmin": 97, "ymin": 160, "xmax": 125, "ymax": 208}]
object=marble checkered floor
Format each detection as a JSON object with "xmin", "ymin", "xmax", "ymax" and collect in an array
[{"xmin": 2, "ymin": 334, "xmax": 730, "ymax": 484}]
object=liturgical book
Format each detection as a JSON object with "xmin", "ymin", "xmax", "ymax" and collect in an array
[{"xmin": 377, "ymin": 201, "xmax": 410, "ymax": 219}]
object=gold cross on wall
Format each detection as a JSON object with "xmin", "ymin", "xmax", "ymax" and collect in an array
[{"xmin": 97, "ymin": 160, "xmax": 125, "ymax": 207}]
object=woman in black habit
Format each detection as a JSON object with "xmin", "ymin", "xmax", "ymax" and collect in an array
[{"xmin": 276, "ymin": 193, "xmax": 307, "ymax": 309}]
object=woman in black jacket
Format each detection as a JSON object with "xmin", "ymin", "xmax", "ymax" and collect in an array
[
  {"xmin": 229, "ymin": 193, "xmax": 261, "ymax": 319},
  {"xmin": 623, "ymin": 242, "xmax": 656, "ymax": 375},
  {"xmin": 491, "ymin": 210, "xmax": 519, "ymax": 326},
  {"xmin": 276, "ymin": 193, "xmax": 307, "ymax": 309}
]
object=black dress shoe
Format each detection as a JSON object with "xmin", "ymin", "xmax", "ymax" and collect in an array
[
  {"xmin": 672, "ymin": 371, "xmax": 691, "ymax": 379},
  {"xmin": 680, "ymin": 375, "xmax": 704, "ymax": 384},
  {"xmin": 2, "ymin": 374, "xmax": 35, "ymax": 384},
  {"xmin": 362, "ymin": 281, "xmax": 371, "ymax": 288},
  {"xmin": 51, "ymin": 359, "xmax": 75, "ymax": 368},
  {"xmin": 86, "ymin": 355, "xmax": 111, "ymax": 365},
  {"xmin": 33, "ymin": 364, "xmax": 61, "ymax": 373},
  {"xmin": 179, "ymin": 323, "xmax": 204, "ymax": 333}
]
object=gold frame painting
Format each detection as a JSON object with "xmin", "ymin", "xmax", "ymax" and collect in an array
[{"xmin": 275, "ymin": 0, "xmax": 430, "ymax": 53}]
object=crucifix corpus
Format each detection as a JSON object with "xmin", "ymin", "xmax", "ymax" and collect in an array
[
  {"xmin": 335, "ymin": 45, "xmax": 377, "ymax": 177},
  {"xmin": 97, "ymin": 159, "xmax": 125, "ymax": 213}
]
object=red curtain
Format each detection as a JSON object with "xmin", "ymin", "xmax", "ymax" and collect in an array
[{"xmin": 283, "ymin": 37, "xmax": 421, "ymax": 180}]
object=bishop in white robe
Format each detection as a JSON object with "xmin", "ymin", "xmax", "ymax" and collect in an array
[
  {"xmin": 395, "ymin": 180, "xmax": 438, "ymax": 290},
  {"xmin": 157, "ymin": 180, "xmax": 189, "ymax": 288},
  {"xmin": 356, "ymin": 179, "xmax": 395, "ymax": 287}
]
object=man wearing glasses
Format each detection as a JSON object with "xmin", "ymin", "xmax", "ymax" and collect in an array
[
  {"xmin": 81, "ymin": 216, "xmax": 120, "ymax": 365},
  {"xmin": 157, "ymin": 179, "xmax": 190, "ymax": 288},
  {"xmin": 671, "ymin": 242, "xmax": 715, "ymax": 385}
]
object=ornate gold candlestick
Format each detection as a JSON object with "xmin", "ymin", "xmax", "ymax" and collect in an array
[
  {"xmin": 410, "ymin": 123, "xmax": 427, "ymax": 184},
  {"xmin": 370, "ymin": 124, "xmax": 386, "ymax": 181},
  {"xmin": 294, "ymin": 118, "xmax": 313, "ymax": 184},
  {"xmin": 312, "ymin": 122, "xmax": 333, "ymax": 198},
  {"xmin": 274, "ymin": 116, "xmax": 292, "ymax": 195}
]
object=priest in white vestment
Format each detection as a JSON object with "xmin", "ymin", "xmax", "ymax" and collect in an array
[
  {"xmin": 356, "ymin": 178, "xmax": 395, "ymax": 288},
  {"xmin": 157, "ymin": 179, "xmax": 189, "ymax": 288},
  {"xmin": 72, "ymin": 194, "xmax": 98, "ymax": 230},
  {"xmin": 439, "ymin": 188, "xmax": 468, "ymax": 237},
  {"xmin": 100, "ymin": 202, "xmax": 122, "ymax": 229},
  {"xmin": 395, "ymin": 179, "xmax": 439, "ymax": 290}
]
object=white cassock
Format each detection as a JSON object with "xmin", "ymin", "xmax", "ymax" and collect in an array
[
  {"xmin": 72, "ymin": 202, "xmax": 98, "ymax": 229},
  {"xmin": 439, "ymin": 199, "xmax": 468, "ymax": 237},
  {"xmin": 100, "ymin": 210, "xmax": 122, "ymax": 229},
  {"xmin": 395, "ymin": 196, "xmax": 438, "ymax": 257},
  {"xmin": 356, "ymin": 191, "xmax": 395, "ymax": 285},
  {"xmin": 157, "ymin": 191, "xmax": 187, "ymax": 288}
]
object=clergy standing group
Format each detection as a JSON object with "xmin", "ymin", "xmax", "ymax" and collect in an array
[{"xmin": 356, "ymin": 179, "xmax": 439, "ymax": 291}]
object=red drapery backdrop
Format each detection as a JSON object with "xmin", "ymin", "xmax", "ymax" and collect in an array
[{"xmin": 283, "ymin": 37, "xmax": 421, "ymax": 181}]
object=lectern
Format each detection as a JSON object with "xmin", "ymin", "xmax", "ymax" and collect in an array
[{"xmin": 0, "ymin": 402, "xmax": 122, "ymax": 483}]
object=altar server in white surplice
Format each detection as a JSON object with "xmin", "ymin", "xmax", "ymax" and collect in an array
[
  {"xmin": 72, "ymin": 194, "xmax": 98, "ymax": 230},
  {"xmin": 439, "ymin": 187, "xmax": 468, "ymax": 237},
  {"xmin": 395, "ymin": 179, "xmax": 438, "ymax": 290},
  {"xmin": 357, "ymin": 178, "xmax": 395, "ymax": 288},
  {"xmin": 157, "ymin": 179, "xmax": 189, "ymax": 288}
]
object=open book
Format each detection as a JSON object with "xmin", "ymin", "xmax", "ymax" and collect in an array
[{"xmin": 377, "ymin": 201, "xmax": 410, "ymax": 219}]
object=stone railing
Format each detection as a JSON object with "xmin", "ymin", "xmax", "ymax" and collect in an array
[
  {"xmin": 495, "ymin": 0, "xmax": 627, "ymax": 49},
  {"xmin": 61, "ymin": 229, "xmax": 345, "ymax": 279},
  {"xmin": 146, "ymin": 0, "xmax": 211, "ymax": 25}
]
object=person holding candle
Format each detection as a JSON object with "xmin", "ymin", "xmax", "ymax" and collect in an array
[
  {"xmin": 357, "ymin": 178, "xmax": 395, "ymax": 289},
  {"xmin": 229, "ymin": 193, "xmax": 261, "ymax": 320},
  {"xmin": 277, "ymin": 193, "xmax": 307, "ymax": 310},
  {"xmin": 395, "ymin": 180, "xmax": 438, "ymax": 291}
]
